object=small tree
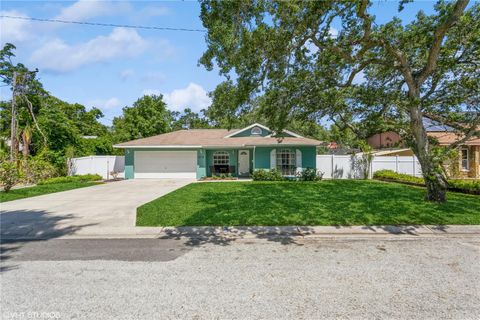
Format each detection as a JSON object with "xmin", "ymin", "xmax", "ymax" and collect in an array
[{"xmin": 0, "ymin": 160, "xmax": 21, "ymax": 192}]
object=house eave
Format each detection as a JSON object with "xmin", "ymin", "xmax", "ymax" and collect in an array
[
  {"xmin": 113, "ymin": 145, "xmax": 202, "ymax": 149},
  {"xmin": 114, "ymin": 143, "xmax": 321, "ymax": 149}
]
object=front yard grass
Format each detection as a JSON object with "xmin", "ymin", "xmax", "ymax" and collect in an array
[
  {"xmin": 0, "ymin": 181, "xmax": 101, "ymax": 202},
  {"xmin": 137, "ymin": 180, "xmax": 480, "ymax": 226}
]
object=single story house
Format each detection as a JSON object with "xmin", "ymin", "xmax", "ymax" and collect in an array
[
  {"xmin": 367, "ymin": 117, "xmax": 480, "ymax": 178},
  {"xmin": 114, "ymin": 123, "xmax": 322, "ymax": 179}
]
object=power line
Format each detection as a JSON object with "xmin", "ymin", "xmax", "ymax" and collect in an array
[{"xmin": 0, "ymin": 15, "xmax": 207, "ymax": 33}]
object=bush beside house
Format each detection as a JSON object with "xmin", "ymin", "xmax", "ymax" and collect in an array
[{"xmin": 374, "ymin": 170, "xmax": 480, "ymax": 195}]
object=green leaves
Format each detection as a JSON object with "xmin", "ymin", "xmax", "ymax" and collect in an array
[{"xmin": 112, "ymin": 95, "xmax": 173, "ymax": 142}]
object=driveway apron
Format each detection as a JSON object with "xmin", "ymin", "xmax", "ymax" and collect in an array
[{"xmin": 1, "ymin": 179, "xmax": 193, "ymax": 239}]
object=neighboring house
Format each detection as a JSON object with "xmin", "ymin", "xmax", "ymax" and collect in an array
[
  {"xmin": 367, "ymin": 117, "xmax": 480, "ymax": 178},
  {"xmin": 367, "ymin": 132, "xmax": 403, "ymax": 149},
  {"xmin": 114, "ymin": 123, "xmax": 322, "ymax": 179}
]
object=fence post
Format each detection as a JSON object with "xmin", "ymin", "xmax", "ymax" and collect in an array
[
  {"xmin": 369, "ymin": 156, "xmax": 374, "ymax": 179},
  {"xmin": 412, "ymin": 155, "xmax": 416, "ymax": 176},
  {"xmin": 331, "ymin": 154, "xmax": 334, "ymax": 179}
]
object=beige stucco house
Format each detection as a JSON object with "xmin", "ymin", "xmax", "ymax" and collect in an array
[{"xmin": 367, "ymin": 117, "xmax": 479, "ymax": 179}]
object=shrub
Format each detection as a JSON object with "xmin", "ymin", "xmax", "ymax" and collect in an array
[
  {"xmin": 251, "ymin": 169, "xmax": 285, "ymax": 181},
  {"xmin": 373, "ymin": 170, "xmax": 424, "ymax": 184},
  {"xmin": 38, "ymin": 174, "xmax": 102, "ymax": 185},
  {"xmin": 0, "ymin": 161, "xmax": 21, "ymax": 192},
  {"xmin": 21, "ymin": 158, "xmax": 57, "ymax": 184},
  {"xmin": 297, "ymin": 168, "xmax": 324, "ymax": 181},
  {"xmin": 373, "ymin": 170, "xmax": 480, "ymax": 194},
  {"xmin": 448, "ymin": 179, "xmax": 480, "ymax": 193}
]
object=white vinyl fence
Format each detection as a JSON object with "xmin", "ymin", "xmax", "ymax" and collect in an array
[
  {"xmin": 317, "ymin": 155, "xmax": 422, "ymax": 179},
  {"xmin": 68, "ymin": 156, "xmax": 125, "ymax": 180}
]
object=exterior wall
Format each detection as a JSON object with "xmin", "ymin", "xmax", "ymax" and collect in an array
[
  {"xmin": 465, "ymin": 145, "xmax": 480, "ymax": 178},
  {"xmin": 125, "ymin": 149, "xmax": 134, "ymax": 179},
  {"xmin": 299, "ymin": 146, "xmax": 317, "ymax": 168},
  {"xmin": 124, "ymin": 146, "xmax": 319, "ymax": 179},
  {"xmin": 367, "ymin": 132, "xmax": 402, "ymax": 149},
  {"xmin": 444, "ymin": 145, "xmax": 480, "ymax": 179},
  {"xmin": 471, "ymin": 146, "xmax": 480, "ymax": 178},
  {"xmin": 254, "ymin": 147, "xmax": 272, "ymax": 170}
]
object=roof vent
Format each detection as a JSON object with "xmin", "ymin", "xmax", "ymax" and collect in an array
[{"xmin": 251, "ymin": 127, "xmax": 262, "ymax": 135}]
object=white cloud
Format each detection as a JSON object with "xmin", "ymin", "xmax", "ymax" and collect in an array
[
  {"xmin": 30, "ymin": 27, "xmax": 149, "ymax": 72},
  {"xmin": 0, "ymin": 11, "xmax": 35, "ymax": 43},
  {"xmin": 56, "ymin": 0, "xmax": 130, "ymax": 21},
  {"xmin": 144, "ymin": 83, "xmax": 212, "ymax": 112},
  {"xmin": 89, "ymin": 97, "xmax": 121, "ymax": 111}
]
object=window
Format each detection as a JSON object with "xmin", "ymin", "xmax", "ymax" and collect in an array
[
  {"xmin": 213, "ymin": 151, "xmax": 229, "ymax": 165},
  {"xmin": 251, "ymin": 127, "xmax": 262, "ymax": 135},
  {"xmin": 276, "ymin": 149, "xmax": 296, "ymax": 176},
  {"xmin": 461, "ymin": 147, "xmax": 469, "ymax": 171}
]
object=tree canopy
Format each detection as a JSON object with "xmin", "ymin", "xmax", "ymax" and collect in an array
[{"xmin": 200, "ymin": 0, "xmax": 479, "ymax": 201}]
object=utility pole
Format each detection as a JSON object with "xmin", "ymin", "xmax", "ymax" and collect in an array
[{"xmin": 10, "ymin": 71, "xmax": 18, "ymax": 161}]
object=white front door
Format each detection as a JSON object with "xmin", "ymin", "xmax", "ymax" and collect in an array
[{"xmin": 238, "ymin": 150, "xmax": 250, "ymax": 176}]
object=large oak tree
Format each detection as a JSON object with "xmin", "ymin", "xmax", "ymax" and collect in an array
[{"xmin": 200, "ymin": 0, "xmax": 479, "ymax": 202}]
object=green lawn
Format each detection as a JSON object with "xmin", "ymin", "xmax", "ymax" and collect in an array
[
  {"xmin": 0, "ymin": 181, "xmax": 101, "ymax": 202},
  {"xmin": 137, "ymin": 180, "xmax": 480, "ymax": 226}
]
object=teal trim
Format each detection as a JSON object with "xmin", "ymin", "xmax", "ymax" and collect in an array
[{"xmin": 124, "ymin": 149, "xmax": 134, "ymax": 179}]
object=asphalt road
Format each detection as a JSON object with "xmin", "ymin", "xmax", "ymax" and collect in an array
[{"xmin": 1, "ymin": 236, "xmax": 479, "ymax": 320}]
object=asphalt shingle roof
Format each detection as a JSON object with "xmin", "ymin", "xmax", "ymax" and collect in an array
[{"xmin": 114, "ymin": 129, "xmax": 322, "ymax": 148}]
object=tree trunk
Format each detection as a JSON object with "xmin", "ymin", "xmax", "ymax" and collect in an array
[
  {"xmin": 409, "ymin": 104, "xmax": 448, "ymax": 202},
  {"xmin": 10, "ymin": 72, "xmax": 18, "ymax": 161}
]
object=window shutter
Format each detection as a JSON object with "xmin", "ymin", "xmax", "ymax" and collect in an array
[
  {"xmin": 270, "ymin": 149, "xmax": 276, "ymax": 169},
  {"xmin": 296, "ymin": 149, "xmax": 302, "ymax": 172}
]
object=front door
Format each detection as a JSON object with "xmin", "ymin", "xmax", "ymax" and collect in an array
[{"xmin": 238, "ymin": 150, "xmax": 250, "ymax": 176}]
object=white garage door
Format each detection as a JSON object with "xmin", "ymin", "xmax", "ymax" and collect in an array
[{"xmin": 134, "ymin": 151, "xmax": 197, "ymax": 179}]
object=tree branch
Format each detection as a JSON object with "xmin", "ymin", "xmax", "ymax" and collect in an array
[{"xmin": 415, "ymin": 0, "xmax": 470, "ymax": 85}]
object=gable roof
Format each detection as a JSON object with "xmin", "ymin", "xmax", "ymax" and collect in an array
[
  {"xmin": 224, "ymin": 123, "xmax": 304, "ymax": 138},
  {"xmin": 114, "ymin": 126, "xmax": 321, "ymax": 148},
  {"xmin": 428, "ymin": 132, "xmax": 480, "ymax": 146}
]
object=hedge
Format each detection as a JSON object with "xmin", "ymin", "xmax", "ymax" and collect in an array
[
  {"xmin": 373, "ymin": 170, "xmax": 480, "ymax": 195},
  {"xmin": 38, "ymin": 174, "xmax": 102, "ymax": 185}
]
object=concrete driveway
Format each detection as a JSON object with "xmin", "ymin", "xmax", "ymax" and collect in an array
[{"xmin": 1, "ymin": 179, "xmax": 193, "ymax": 239}]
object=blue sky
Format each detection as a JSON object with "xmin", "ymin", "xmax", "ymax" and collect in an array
[{"xmin": 1, "ymin": 1, "xmax": 440, "ymax": 125}]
